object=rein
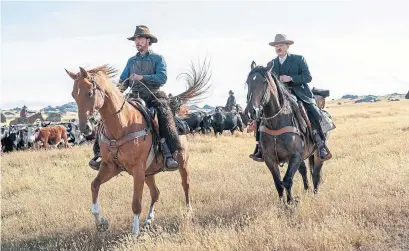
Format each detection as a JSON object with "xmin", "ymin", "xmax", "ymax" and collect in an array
[
  {"xmin": 248, "ymin": 69, "xmax": 285, "ymax": 121},
  {"xmin": 89, "ymin": 74, "xmax": 165, "ymax": 124}
]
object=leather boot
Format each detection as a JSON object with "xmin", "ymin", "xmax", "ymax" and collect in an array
[
  {"xmin": 89, "ymin": 155, "xmax": 101, "ymax": 171},
  {"xmin": 312, "ymin": 129, "xmax": 332, "ymax": 160},
  {"xmin": 249, "ymin": 143, "xmax": 259, "ymax": 159},
  {"xmin": 249, "ymin": 143, "xmax": 264, "ymax": 162},
  {"xmin": 160, "ymin": 138, "xmax": 179, "ymax": 171},
  {"xmin": 89, "ymin": 139, "xmax": 101, "ymax": 170}
]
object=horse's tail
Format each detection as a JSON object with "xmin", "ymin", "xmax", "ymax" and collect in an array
[{"xmin": 172, "ymin": 58, "xmax": 212, "ymax": 106}]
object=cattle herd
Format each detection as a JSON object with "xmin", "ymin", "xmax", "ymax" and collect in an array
[
  {"xmin": 177, "ymin": 104, "xmax": 252, "ymax": 135},
  {"xmin": 0, "ymin": 119, "xmax": 97, "ymax": 153},
  {"xmin": 0, "ymin": 104, "xmax": 254, "ymax": 154}
]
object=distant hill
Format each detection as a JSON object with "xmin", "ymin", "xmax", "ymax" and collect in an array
[
  {"xmin": 187, "ymin": 105, "xmax": 201, "ymax": 110},
  {"xmin": 202, "ymin": 104, "xmax": 214, "ymax": 110},
  {"xmin": 341, "ymin": 94, "xmax": 359, "ymax": 99},
  {"xmin": 42, "ymin": 102, "xmax": 77, "ymax": 113}
]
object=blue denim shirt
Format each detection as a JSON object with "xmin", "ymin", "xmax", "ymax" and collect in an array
[{"xmin": 119, "ymin": 50, "xmax": 167, "ymax": 87}]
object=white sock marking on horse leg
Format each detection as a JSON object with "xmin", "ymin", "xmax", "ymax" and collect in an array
[
  {"xmin": 145, "ymin": 205, "xmax": 155, "ymax": 224},
  {"xmin": 132, "ymin": 214, "xmax": 140, "ymax": 236},
  {"xmin": 91, "ymin": 202, "xmax": 100, "ymax": 215}
]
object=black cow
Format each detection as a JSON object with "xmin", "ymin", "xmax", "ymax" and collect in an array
[
  {"xmin": 211, "ymin": 106, "xmax": 244, "ymax": 135},
  {"xmin": 183, "ymin": 111, "xmax": 212, "ymax": 134},
  {"xmin": 1, "ymin": 126, "xmax": 18, "ymax": 152}
]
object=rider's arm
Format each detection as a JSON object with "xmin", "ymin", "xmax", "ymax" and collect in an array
[
  {"xmin": 142, "ymin": 55, "xmax": 167, "ymax": 86},
  {"xmin": 117, "ymin": 58, "xmax": 133, "ymax": 92},
  {"xmin": 289, "ymin": 56, "xmax": 312, "ymax": 85}
]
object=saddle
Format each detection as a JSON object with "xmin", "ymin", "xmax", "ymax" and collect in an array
[
  {"xmin": 127, "ymin": 98, "xmax": 158, "ymax": 137},
  {"xmin": 128, "ymin": 98, "xmax": 190, "ymax": 136},
  {"xmin": 289, "ymin": 93, "xmax": 336, "ymax": 138}
]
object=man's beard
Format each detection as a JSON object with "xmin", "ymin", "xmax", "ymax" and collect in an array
[{"xmin": 136, "ymin": 45, "xmax": 146, "ymax": 52}]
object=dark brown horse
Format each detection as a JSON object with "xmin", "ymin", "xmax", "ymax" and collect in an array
[
  {"xmin": 245, "ymin": 61, "xmax": 328, "ymax": 203},
  {"xmin": 65, "ymin": 62, "xmax": 210, "ymax": 236}
]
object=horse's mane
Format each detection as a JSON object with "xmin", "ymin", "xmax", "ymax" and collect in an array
[{"xmin": 87, "ymin": 64, "xmax": 119, "ymax": 79}]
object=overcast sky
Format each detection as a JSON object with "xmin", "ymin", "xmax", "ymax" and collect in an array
[{"xmin": 1, "ymin": 0, "xmax": 408, "ymax": 109}]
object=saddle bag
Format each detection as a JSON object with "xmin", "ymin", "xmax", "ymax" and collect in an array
[{"xmin": 320, "ymin": 109, "xmax": 336, "ymax": 134}]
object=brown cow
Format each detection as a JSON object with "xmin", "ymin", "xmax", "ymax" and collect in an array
[{"xmin": 32, "ymin": 125, "xmax": 69, "ymax": 149}]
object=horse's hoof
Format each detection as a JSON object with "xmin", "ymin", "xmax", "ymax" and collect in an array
[
  {"xmin": 288, "ymin": 197, "xmax": 300, "ymax": 205},
  {"xmin": 96, "ymin": 216, "xmax": 109, "ymax": 232},
  {"xmin": 132, "ymin": 227, "xmax": 140, "ymax": 236},
  {"xmin": 143, "ymin": 218, "xmax": 153, "ymax": 227}
]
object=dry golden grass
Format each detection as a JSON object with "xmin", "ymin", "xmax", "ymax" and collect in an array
[{"xmin": 2, "ymin": 100, "xmax": 409, "ymax": 251}]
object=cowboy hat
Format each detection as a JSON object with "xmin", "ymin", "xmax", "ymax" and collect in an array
[
  {"xmin": 269, "ymin": 34, "xmax": 294, "ymax": 46},
  {"xmin": 229, "ymin": 90, "xmax": 234, "ymax": 95},
  {"xmin": 127, "ymin": 25, "xmax": 158, "ymax": 43}
]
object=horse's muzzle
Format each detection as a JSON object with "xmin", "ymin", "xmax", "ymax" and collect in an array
[
  {"xmin": 246, "ymin": 104, "xmax": 260, "ymax": 120},
  {"xmin": 79, "ymin": 121, "xmax": 92, "ymax": 136}
]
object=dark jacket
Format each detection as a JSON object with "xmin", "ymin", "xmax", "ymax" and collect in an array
[{"xmin": 267, "ymin": 53, "xmax": 315, "ymax": 104}]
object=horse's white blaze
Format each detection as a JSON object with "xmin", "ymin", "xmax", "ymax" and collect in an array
[
  {"xmin": 78, "ymin": 88, "xmax": 81, "ymax": 95},
  {"xmin": 253, "ymin": 75, "xmax": 257, "ymax": 80},
  {"xmin": 132, "ymin": 214, "xmax": 140, "ymax": 236}
]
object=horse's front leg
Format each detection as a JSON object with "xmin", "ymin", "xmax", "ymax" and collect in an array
[
  {"xmin": 264, "ymin": 157, "xmax": 284, "ymax": 200},
  {"xmin": 143, "ymin": 175, "xmax": 159, "ymax": 228},
  {"xmin": 91, "ymin": 161, "xmax": 120, "ymax": 232},
  {"xmin": 283, "ymin": 153, "xmax": 302, "ymax": 204},
  {"xmin": 131, "ymin": 162, "xmax": 145, "ymax": 236}
]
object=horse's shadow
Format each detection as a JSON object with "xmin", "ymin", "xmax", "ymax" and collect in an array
[{"xmin": 2, "ymin": 201, "xmax": 259, "ymax": 250}]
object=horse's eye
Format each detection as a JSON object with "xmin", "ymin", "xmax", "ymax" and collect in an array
[{"xmin": 88, "ymin": 92, "xmax": 93, "ymax": 97}]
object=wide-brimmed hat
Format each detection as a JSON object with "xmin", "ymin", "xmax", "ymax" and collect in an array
[
  {"xmin": 229, "ymin": 90, "xmax": 234, "ymax": 95},
  {"xmin": 269, "ymin": 34, "xmax": 294, "ymax": 46},
  {"xmin": 127, "ymin": 25, "xmax": 158, "ymax": 43}
]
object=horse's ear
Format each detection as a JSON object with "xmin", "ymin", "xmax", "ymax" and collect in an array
[
  {"xmin": 79, "ymin": 67, "xmax": 89, "ymax": 79},
  {"xmin": 251, "ymin": 61, "xmax": 256, "ymax": 69},
  {"xmin": 65, "ymin": 69, "xmax": 77, "ymax": 80},
  {"xmin": 268, "ymin": 60, "xmax": 274, "ymax": 73}
]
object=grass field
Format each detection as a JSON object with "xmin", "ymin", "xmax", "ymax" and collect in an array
[{"xmin": 1, "ymin": 100, "xmax": 409, "ymax": 251}]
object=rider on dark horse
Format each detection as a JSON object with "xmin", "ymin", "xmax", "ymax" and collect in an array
[
  {"xmin": 89, "ymin": 25, "xmax": 181, "ymax": 171},
  {"xmin": 225, "ymin": 90, "xmax": 237, "ymax": 112},
  {"xmin": 249, "ymin": 34, "xmax": 331, "ymax": 162}
]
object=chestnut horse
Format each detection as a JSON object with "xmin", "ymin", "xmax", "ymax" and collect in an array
[{"xmin": 65, "ymin": 63, "xmax": 210, "ymax": 236}]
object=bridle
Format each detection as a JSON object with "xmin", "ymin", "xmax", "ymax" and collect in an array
[
  {"xmin": 86, "ymin": 74, "xmax": 130, "ymax": 124},
  {"xmin": 246, "ymin": 68, "xmax": 284, "ymax": 121}
]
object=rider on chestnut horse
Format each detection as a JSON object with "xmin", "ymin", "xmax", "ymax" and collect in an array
[{"xmin": 89, "ymin": 25, "xmax": 180, "ymax": 171}]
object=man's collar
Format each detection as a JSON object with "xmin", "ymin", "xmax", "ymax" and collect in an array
[
  {"xmin": 276, "ymin": 53, "xmax": 291, "ymax": 59},
  {"xmin": 136, "ymin": 49, "xmax": 153, "ymax": 57}
]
